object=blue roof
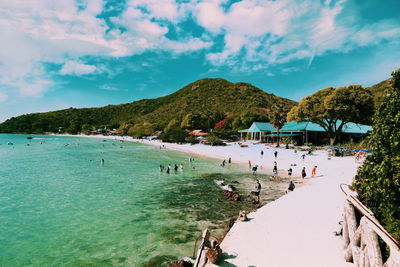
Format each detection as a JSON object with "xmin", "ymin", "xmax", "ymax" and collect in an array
[
  {"xmin": 240, "ymin": 120, "xmax": 372, "ymax": 134},
  {"xmin": 278, "ymin": 121, "xmax": 325, "ymax": 132},
  {"xmin": 342, "ymin": 122, "xmax": 372, "ymax": 134},
  {"xmin": 248, "ymin": 122, "xmax": 275, "ymax": 132}
]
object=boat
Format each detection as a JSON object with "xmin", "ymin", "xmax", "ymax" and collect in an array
[{"xmin": 27, "ymin": 137, "xmax": 33, "ymax": 139}]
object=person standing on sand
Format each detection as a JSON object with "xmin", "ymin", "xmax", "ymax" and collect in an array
[
  {"xmin": 261, "ymin": 150, "xmax": 264, "ymax": 158},
  {"xmin": 253, "ymin": 180, "xmax": 261, "ymax": 203},
  {"xmin": 302, "ymin": 167, "xmax": 306, "ymax": 179},
  {"xmin": 248, "ymin": 160, "xmax": 251, "ymax": 170},
  {"xmin": 274, "ymin": 151, "xmax": 278, "ymax": 159},
  {"xmin": 312, "ymin": 166, "xmax": 317, "ymax": 177},
  {"xmin": 288, "ymin": 168, "xmax": 293, "ymax": 180},
  {"xmin": 301, "ymin": 154, "xmax": 306, "ymax": 161},
  {"xmin": 228, "ymin": 157, "xmax": 231, "ymax": 164}
]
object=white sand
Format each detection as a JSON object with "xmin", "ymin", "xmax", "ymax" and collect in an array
[{"xmin": 62, "ymin": 135, "xmax": 358, "ymax": 266}]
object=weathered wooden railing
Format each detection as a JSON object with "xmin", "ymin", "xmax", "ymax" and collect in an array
[{"xmin": 341, "ymin": 184, "xmax": 400, "ymax": 267}]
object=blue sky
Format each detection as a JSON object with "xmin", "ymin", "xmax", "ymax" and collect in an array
[{"xmin": 0, "ymin": 0, "xmax": 399, "ymax": 122}]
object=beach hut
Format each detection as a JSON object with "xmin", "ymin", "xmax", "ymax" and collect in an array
[
  {"xmin": 239, "ymin": 122, "xmax": 275, "ymax": 141},
  {"xmin": 239, "ymin": 120, "xmax": 372, "ymax": 144}
]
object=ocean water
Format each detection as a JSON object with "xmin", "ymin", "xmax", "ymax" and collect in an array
[{"xmin": 0, "ymin": 134, "xmax": 286, "ymax": 266}]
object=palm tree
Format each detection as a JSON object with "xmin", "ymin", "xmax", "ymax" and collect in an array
[{"xmin": 270, "ymin": 106, "xmax": 286, "ymax": 147}]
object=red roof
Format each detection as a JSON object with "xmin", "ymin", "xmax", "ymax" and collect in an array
[{"xmin": 189, "ymin": 130, "xmax": 208, "ymax": 136}]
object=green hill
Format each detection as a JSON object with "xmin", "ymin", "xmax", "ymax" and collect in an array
[
  {"xmin": 0, "ymin": 78, "xmax": 297, "ymax": 134},
  {"xmin": 367, "ymin": 78, "xmax": 392, "ymax": 108}
]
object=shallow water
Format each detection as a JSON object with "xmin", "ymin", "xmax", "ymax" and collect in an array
[{"xmin": 0, "ymin": 134, "xmax": 286, "ymax": 266}]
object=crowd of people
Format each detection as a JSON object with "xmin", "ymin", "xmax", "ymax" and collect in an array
[{"xmin": 159, "ymin": 157, "xmax": 196, "ymax": 174}]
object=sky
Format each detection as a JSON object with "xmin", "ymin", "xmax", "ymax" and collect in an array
[{"xmin": 0, "ymin": 0, "xmax": 399, "ymax": 122}]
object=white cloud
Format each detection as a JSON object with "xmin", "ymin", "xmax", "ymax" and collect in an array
[
  {"xmin": 0, "ymin": 0, "xmax": 211, "ymax": 99},
  {"xmin": 99, "ymin": 84, "xmax": 119, "ymax": 91},
  {"xmin": 60, "ymin": 61, "xmax": 97, "ymax": 75},
  {"xmin": 1, "ymin": 0, "xmax": 399, "ymax": 101},
  {"xmin": 18, "ymin": 78, "xmax": 53, "ymax": 98},
  {"xmin": 0, "ymin": 91, "xmax": 8, "ymax": 102},
  {"xmin": 193, "ymin": 0, "xmax": 400, "ymax": 69}
]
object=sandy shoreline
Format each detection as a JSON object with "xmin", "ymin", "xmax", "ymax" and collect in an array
[{"xmin": 59, "ymin": 134, "xmax": 358, "ymax": 266}]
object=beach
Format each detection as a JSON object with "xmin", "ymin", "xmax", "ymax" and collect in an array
[{"xmin": 65, "ymin": 134, "xmax": 359, "ymax": 267}]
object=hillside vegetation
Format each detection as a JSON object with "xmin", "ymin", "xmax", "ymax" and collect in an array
[
  {"xmin": 0, "ymin": 78, "xmax": 297, "ymax": 135},
  {"xmin": 367, "ymin": 78, "xmax": 391, "ymax": 108}
]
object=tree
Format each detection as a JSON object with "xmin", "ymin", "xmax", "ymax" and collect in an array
[
  {"xmin": 287, "ymin": 85, "xmax": 374, "ymax": 145},
  {"xmin": 353, "ymin": 69, "xmax": 400, "ymax": 241},
  {"xmin": 270, "ymin": 106, "xmax": 286, "ymax": 147}
]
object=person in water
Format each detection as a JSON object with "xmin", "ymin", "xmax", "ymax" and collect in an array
[
  {"xmin": 166, "ymin": 166, "xmax": 170, "ymax": 174},
  {"xmin": 101, "ymin": 158, "xmax": 105, "ymax": 166},
  {"xmin": 228, "ymin": 157, "xmax": 231, "ymax": 164},
  {"xmin": 252, "ymin": 165, "xmax": 258, "ymax": 175},
  {"xmin": 221, "ymin": 160, "xmax": 226, "ymax": 167},
  {"xmin": 174, "ymin": 164, "xmax": 178, "ymax": 171},
  {"xmin": 253, "ymin": 180, "xmax": 261, "ymax": 203},
  {"xmin": 287, "ymin": 181, "xmax": 295, "ymax": 193}
]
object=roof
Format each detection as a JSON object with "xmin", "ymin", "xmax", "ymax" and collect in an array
[
  {"xmin": 342, "ymin": 122, "xmax": 372, "ymax": 134},
  {"xmin": 265, "ymin": 133, "xmax": 302, "ymax": 137},
  {"xmin": 248, "ymin": 122, "xmax": 275, "ymax": 132},
  {"xmin": 189, "ymin": 130, "xmax": 208, "ymax": 136},
  {"xmin": 240, "ymin": 120, "xmax": 372, "ymax": 134}
]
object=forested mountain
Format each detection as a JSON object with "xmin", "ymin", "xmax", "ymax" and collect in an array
[
  {"xmin": 366, "ymin": 78, "xmax": 391, "ymax": 108},
  {"xmin": 0, "ymin": 78, "xmax": 297, "ymax": 134}
]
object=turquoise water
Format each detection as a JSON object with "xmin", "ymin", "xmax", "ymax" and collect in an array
[{"xmin": 0, "ymin": 134, "xmax": 285, "ymax": 266}]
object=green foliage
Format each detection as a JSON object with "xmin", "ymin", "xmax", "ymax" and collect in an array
[
  {"xmin": 0, "ymin": 78, "xmax": 296, "ymax": 134},
  {"xmin": 212, "ymin": 128, "xmax": 238, "ymax": 140},
  {"xmin": 287, "ymin": 85, "xmax": 374, "ymax": 145},
  {"xmin": 269, "ymin": 105, "xmax": 287, "ymax": 147},
  {"xmin": 158, "ymin": 126, "xmax": 188, "ymax": 143},
  {"xmin": 353, "ymin": 69, "xmax": 400, "ymax": 241},
  {"xmin": 231, "ymin": 111, "xmax": 270, "ymax": 130},
  {"xmin": 205, "ymin": 134, "xmax": 224, "ymax": 146},
  {"xmin": 127, "ymin": 122, "xmax": 155, "ymax": 138},
  {"xmin": 185, "ymin": 135, "xmax": 199, "ymax": 144},
  {"xmin": 367, "ymin": 78, "xmax": 392, "ymax": 109}
]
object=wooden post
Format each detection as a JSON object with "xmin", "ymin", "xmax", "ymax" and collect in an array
[
  {"xmin": 364, "ymin": 219, "xmax": 383, "ymax": 266},
  {"xmin": 194, "ymin": 229, "xmax": 210, "ymax": 267}
]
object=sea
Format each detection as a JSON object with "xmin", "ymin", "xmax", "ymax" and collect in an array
[{"xmin": 0, "ymin": 134, "xmax": 286, "ymax": 266}]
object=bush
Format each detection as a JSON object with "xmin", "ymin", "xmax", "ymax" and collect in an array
[
  {"xmin": 353, "ymin": 69, "xmax": 400, "ymax": 241},
  {"xmin": 185, "ymin": 135, "xmax": 198, "ymax": 144},
  {"xmin": 206, "ymin": 134, "xmax": 225, "ymax": 146},
  {"xmin": 159, "ymin": 127, "xmax": 189, "ymax": 143}
]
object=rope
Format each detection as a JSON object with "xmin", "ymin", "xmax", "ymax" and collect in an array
[{"xmin": 340, "ymin": 183, "xmax": 400, "ymax": 248}]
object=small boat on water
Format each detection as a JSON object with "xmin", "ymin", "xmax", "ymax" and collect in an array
[{"xmin": 26, "ymin": 137, "xmax": 33, "ymax": 139}]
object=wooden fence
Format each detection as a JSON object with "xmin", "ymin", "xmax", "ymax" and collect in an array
[{"xmin": 341, "ymin": 185, "xmax": 400, "ymax": 267}]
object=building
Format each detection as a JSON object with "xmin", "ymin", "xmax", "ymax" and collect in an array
[{"xmin": 239, "ymin": 121, "xmax": 372, "ymax": 144}]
